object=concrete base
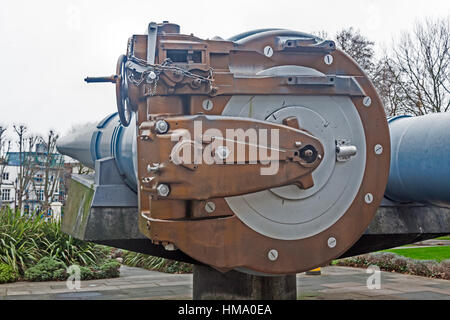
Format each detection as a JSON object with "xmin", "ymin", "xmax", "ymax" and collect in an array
[{"xmin": 193, "ymin": 265, "xmax": 297, "ymax": 300}]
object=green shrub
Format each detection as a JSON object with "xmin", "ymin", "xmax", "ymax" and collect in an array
[
  {"xmin": 79, "ymin": 266, "xmax": 94, "ymax": 280},
  {"xmin": 0, "ymin": 207, "xmax": 121, "ymax": 282},
  {"xmin": 98, "ymin": 260, "xmax": 120, "ymax": 278},
  {"xmin": 0, "ymin": 263, "xmax": 19, "ymax": 283},
  {"xmin": 0, "ymin": 208, "xmax": 46, "ymax": 274},
  {"xmin": 53, "ymin": 268, "xmax": 67, "ymax": 281},
  {"xmin": 24, "ymin": 257, "xmax": 66, "ymax": 281},
  {"xmin": 123, "ymin": 251, "xmax": 192, "ymax": 274},
  {"xmin": 0, "ymin": 207, "xmax": 110, "ymax": 276}
]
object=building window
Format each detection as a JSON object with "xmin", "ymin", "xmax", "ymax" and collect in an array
[
  {"xmin": 1, "ymin": 189, "xmax": 10, "ymax": 201},
  {"xmin": 2, "ymin": 172, "xmax": 9, "ymax": 181},
  {"xmin": 34, "ymin": 174, "xmax": 43, "ymax": 183},
  {"xmin": 36, "ymin": 189, "xmax": 44, "ymax": 201}
]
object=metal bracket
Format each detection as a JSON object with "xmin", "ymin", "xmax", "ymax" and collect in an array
[
  {"xmin": 147, "ymin": 22, "xmax": 158, "ymax": 64},
  {"xmin": 275, "ymin": 36, "xmax": 336, "ymax": 53},
  {"xmin": 286, "ymin": 75, "xmax": 367, "ymax": 97}
]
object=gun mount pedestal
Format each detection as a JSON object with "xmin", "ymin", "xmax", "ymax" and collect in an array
[{"xmin": 193, "ymin": 265, "xmax": 296, "ymax": 300}]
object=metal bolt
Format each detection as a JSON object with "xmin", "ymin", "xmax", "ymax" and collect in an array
[
  {"xmin": 263, "ymin": 46, "xmax": 273, "ymax": 57},
  {"xmin": 327, "ymin": 237, "xmax": 337, "ymax": 248},
  {"xmin": 374, "ymin": 144, "xmax": 383, "ymax": 155},
  {"xmin": 363, "ymin": 96, "xmax": 372, "ymax": 107},
  {"xmin": 202, "ymin": 99, "xmax": 213, "ymax": 111},
  {"xmin": 147, "ymin": 71, "xmax": 157, "ymax": 81},
  {"xmin": 205, "ymin": 201, "xmax": 216, "ymax": 213},
  {"xmin": 365, "ymin": 193, "xmax": 374, "ymax": 204},
  {"xmin": 304, "ymin": 149, "xmax": 313, "ymax": 157},
  {"xmin": 156, "ymin": 184, "xmax": 170, "ymax": 197},
  {"xmin": 268, "ymin": 249, "xmax": 278, "ymax": 261},
  {"xmin": 155, "ymin": 120, "xmax": 169, "ymax": 134},
  {"xmin": 216, "ymin": 146, "xmax": 230, "ymax": 160},
  {"xmin": 147, "ymin": 163, "xmax": 160, "ymax": 173},
  {"xmin": 324, "ymin": 54, "xmax": 333, "ymax": 65}
]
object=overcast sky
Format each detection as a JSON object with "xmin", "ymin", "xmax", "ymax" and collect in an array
[{"xmin": 0, "ymin": 0, "xmax": 449, "ymax": 141}]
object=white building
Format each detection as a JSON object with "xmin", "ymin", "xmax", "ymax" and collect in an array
[{"xmin": 0, "ymin": 147, "xmax": 65, "ymax": 215}]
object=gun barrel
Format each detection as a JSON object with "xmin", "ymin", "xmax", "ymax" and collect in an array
[
  {"xmin": 385, "ymin": 112, "xmax": 450, "ymax": 207},
  {"xmin": 57, "ymin": 113, "xmax": 137, "ymax": 191},
  {"xmin": 58, "ymin": 111, "xmax": 450, "ymax": 207}
]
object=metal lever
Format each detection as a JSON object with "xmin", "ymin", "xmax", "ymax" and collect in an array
[{"xmin": 84, "ymin": 75, "xmax": 118, "ymax": 83}]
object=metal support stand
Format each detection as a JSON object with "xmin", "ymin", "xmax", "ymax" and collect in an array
[{"xmin": 193, "ymin": 265, "xmax": 297, "ymax": 300}]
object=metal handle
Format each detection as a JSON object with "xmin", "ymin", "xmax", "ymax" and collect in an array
[{"xmin": 84, "ymin": 75, "xmax": 118, "ymax": 83}]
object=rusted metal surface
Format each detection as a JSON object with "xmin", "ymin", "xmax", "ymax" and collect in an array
[
  {"xmin": 90, "ymin": 22, "xmax": 390, "ymax": 274},
  {"xmin": 137, "ymin": 114, "xmax": 324, "ymax": 200}
]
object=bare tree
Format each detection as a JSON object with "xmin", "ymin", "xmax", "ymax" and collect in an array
[
  {"xmin": 371, "ymin": 56, "xmax": 408, "ymax": 116},
  {"xmin": 31, "ymin": 130, "xmax": 64, "ymax": 212},
  {"xmin": 13, "ymin": 125, "xmax": 38, "ymax": 211},
  {"xmin": 385, "ymin": 17, "xmax": 450, "ymax": 115},
  {"xmin": 335, "ymin": 27, "xmax": 375, "ymax": 74},
  {"xmin": 0, "ymin": 126, "xmax": 11, "ymax": 188}
]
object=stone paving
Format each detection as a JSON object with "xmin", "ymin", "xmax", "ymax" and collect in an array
[{"xmin": 1, "ymin": 265, "xmax": 449, "ymax": 300}]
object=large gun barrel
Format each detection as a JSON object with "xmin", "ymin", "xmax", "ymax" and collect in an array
[
  {"xmin": 385, "ymin": 112, "xmax": 450, "ymax": 207},
  {"xmin": 58, "ymin": 112, "xmax": 450, "ymax": 207},
  {"xmin": 58, "ymin": 113, "xmax": 138, "ymax": 191}
]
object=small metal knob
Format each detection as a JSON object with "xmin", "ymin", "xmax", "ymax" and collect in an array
[{"xmin": 155, "ymin": 120, "xmax": 169, "ymax": 134}]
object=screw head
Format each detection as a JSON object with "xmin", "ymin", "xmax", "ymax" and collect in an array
[
  {"xmin": 365, "ymin": 193, "xmax": 374, "ymax": 204},
  {"xmin": 327, "ymin": 237, "xmax": 337, "ymax": 248},
  {"xmin": 374, "ymin": 144, "xmax": 383, "ymax": 155},
  {"xmin": 155, "ymin": 120, "xmax": 169, "ymax": 134},
  {"xmin": 156, "ymin": 184, "xmax": 170, "ymax": 197},
  {"xmin": 268, "ymin": 249, "xmax": 278, "ymax": 261},
  {"xmin": 263, "ymin": 45, "xmax": 274, "ymax": 57},
  {"xmin": 324, "ymin": 54, "xmax": 333, "ymax": 65},
  {"xmin": 363, "ymin": 96, "xmax": 372, "ymax": 107},
  {"xmin": 202, "ymin": 99, "xmax": 213, "ymax": 111},
  {"xmin": 205, "ymin": 201, "xmax": 216, "ymax": 213}
]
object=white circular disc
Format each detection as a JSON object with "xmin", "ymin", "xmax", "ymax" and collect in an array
[{"xmin": 222, "ymin": 95, "xmax": 366, "ymax": 240}]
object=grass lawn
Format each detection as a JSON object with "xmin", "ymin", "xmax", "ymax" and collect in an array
[
  {"xmin": 435, "ymin": 236, "xmax": 450, "ymax": 240},
  {"xmin": 382, "ymin": 246, "xmax": 450, "ymax": 262}
]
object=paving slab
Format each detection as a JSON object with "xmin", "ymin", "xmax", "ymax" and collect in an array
[{"xmin": 0, "ymin": 265, "xmax": 448, "ymax": 300}]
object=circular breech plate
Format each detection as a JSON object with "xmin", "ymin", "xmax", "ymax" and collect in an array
[
  {"xmin": 221, "ymin": 93, "xmax": 390, "ymax": 274},
  {"xmin": 224, "ymin": 96, "xmax": 366, "ymax": 240}
]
